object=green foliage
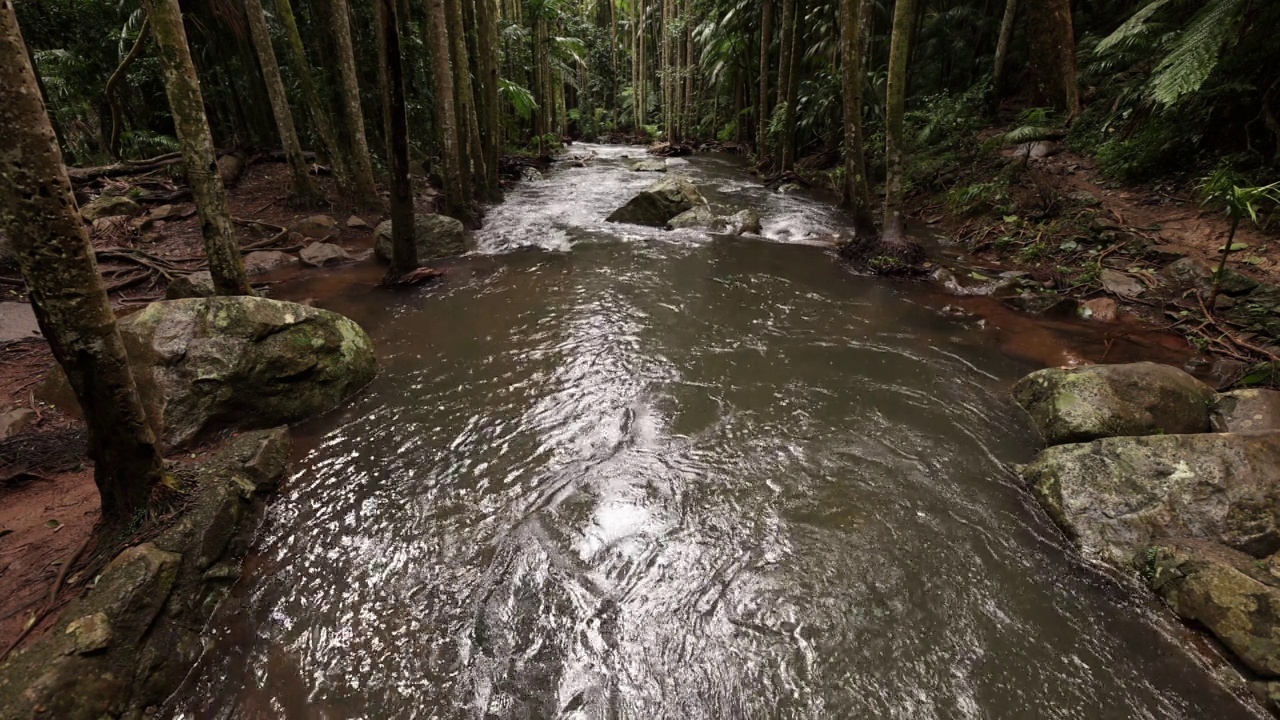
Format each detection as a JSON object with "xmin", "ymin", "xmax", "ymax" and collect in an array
[
  {"xmin": 500, "ymin": 79, "xmax": 539, "ymax": 121},
  {"xmin": 946, "ymin": 181, "xmax": 1007, "ymax": 216},
  {"xmin": 1198, "ymin": 168, "xmax": 1280, "ymax": 225}
]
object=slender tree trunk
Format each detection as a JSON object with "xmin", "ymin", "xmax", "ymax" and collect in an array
[
  {"xmin": 446, "ymin": 0, "xmax": 487, "ymax": 203},
  {"xmin": 244, "ymin": 0, "xmax": 322, "ymax": 205},
  {"xmin": 839, "ymin": 0, "xmax": 873, "ymax": 234},
  {"xmin": 107, "ymin": 19, "xmax": 151, "ymax": 160},
  {"xmin": 777, "ymin": 0, "xmax": 799, "ymax": 170},
  {"xmin": 638, "ymin": 0, "xmax": 647, "ymax": 129},
  {"xmin": 474, "ymin": 0, "xmax": 502, "ymax": 197},
  {"xmin": 882, "ymin": 0, "xmax": 917, "ymax": 244},
  {"xmin": 1026, "ymin": 0, "xmax": 1079, "ymax": 116},
  {"xmin": 0, "ymin": 2, "xmax": 164, "ymax": 525},
  {"xmin": 374, "ymin": 0, "xmax": 417, "ymax": 279},
  {"xmin": 757, "ymin": 0, "xmax": 772, "ymax": 157},
  {"xmin": 330, "ymin": 0, "xmax": 383, "ymax": 206},
  {"xmin": 143, "ymin": 0, "xmax": 253, "ymax": 295},
  {"xmin": 425, "ymin": 0, "xmax": 471, "ymax": 222},
  {"xmin": 275, "ymin": 0, "xmax": 348, "ymax": 184},
  {"xmin": 991, "ymin": 0, "xmax": 1017, "ymax": 113}
]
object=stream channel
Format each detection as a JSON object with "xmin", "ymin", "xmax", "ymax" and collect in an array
[{"xmin": 166, "ymin": 145, "xmax": 1265, "ymax": 719}]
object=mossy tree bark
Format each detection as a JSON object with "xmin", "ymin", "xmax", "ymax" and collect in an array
[
  {"xmin": 374, "ymin": 0, "xmax": 416, "ymax": 279},
  {"xmin": 1026, "ymin": 0, "xmax": 1079, "ymax": 117},
  {"xmin": 329, "ymin": 0, "xmax": 383, "ymax": 207},
  {"xmin": 776, "ymin": 0, "xmax": 799, "ymax": 171},
  {"xmin": 0, "ymin": 0, "xmax": 164, "ymax": 524},
  {"xmin": 445, "ymin": 0, "xmax": 486, "ymax": 205},
  {"xmin": 425, "ymin": 0, "xmax": 471, "ymax": 223},
  {"xmin": 756, "ymin": 0, "xmax": 772, "ymax": 157},
  {"xmin": 474, "ymin": 0, "xmax": 503, "ymax": 199},
  {"xmin": 274, "ymin": 0, "xmax": 348, "ymax": 186},
  {"xmin": 244, "ymin": 0, "xmax": 323, "ymax": 206},
  {"xmin": 839, "ymin": 0, "xmax": 874, "ymax": 235},
  {"xmin": 142, "ymin": 0, "xmax": 253, "ymax": 296}
]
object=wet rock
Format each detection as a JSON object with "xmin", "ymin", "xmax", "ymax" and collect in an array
[
  {"xmin": 112, "ymin": 296, "xmax": 376, "ymax": 449},
  {"xmin": 630, "ymin": 159, "xmax": 667, "ymax": 172},
  {"xmin": 1013, "ymin": 362, "xmax": 1214, "ymax": 445},
  {"xmin": 374, "ymin": 213, "xmax": 467, "ymax": 264},
  {"xmin": 722, "ymin": 209, "xmax": 762, "ymax": 235},
  {"xmin": 1022, "ymin": 432, "xmax": 1280, "ymax": 566},
  {"xmin": 606, "ymin": 176, "xmax": 708, "ymax": 227},
  {"xmin": 165, "ymin": 270, "xmax": 216, "ymax": 299},
  {"xmin": 1015, "ymin": 140, "xmax": 1060, "ymax": 160},
  {"xmin": 1162, "ymin": 257, "xmax": 1214, "ymax": 290},
  {"xmin": 292, "ymin": 215, "xmax": 339, "ymax": 240},
  {"xmin": 299, "ymin": 242, "xmax": 351, "ymax": 267},
  {"xmin": 776, "ymin": 182, "xmax": 803, "ymax": 194},
  {"xmin": 1099, "ymin": 269, "xmax": 1144, "ymax": 298},
  {"xmin": 80, "ymin": 195, "xmax": 141, "ymax": 221},
  {"xmin": 667, "ymin": 205, "xmax": 723, "ymax": 230},
  {"xmin": 243, "ymin": 250, "xmax": 296, "ymax": 275},
  {"xmin": 0, "ymin": 407, "xmax": 36, "ymax": 439},
  {"xmin": 521, "ymin": 167, "xmax": 543, "ymax": 182},
  {"xmin": 346, "ymin": 215, "xmax": 370, "ymax": 229},
  {"xmin": 1212, "ymin": 389, "xmax": 1280, "ymax": 433},
  {"xmin": 1079, "ymin": 297, "xmax": 1118, "ymax": 322},
  {"xmin": 1146, "ymin": 539, "xmax": 1280, "ymax": 677}
]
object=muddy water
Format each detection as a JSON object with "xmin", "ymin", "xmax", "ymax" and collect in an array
[{"xmin": 167, "ymin": 146, "xmax": 1258, "ymax": 719}]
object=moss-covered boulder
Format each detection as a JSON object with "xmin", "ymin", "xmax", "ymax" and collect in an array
[
  {"xmin": 606, "ymin": 176, "xmax": 707, "ymax": 227},
  {"xmin": 1212, "ymin": 389, "xmax": 1280, "ymax": 434},
  {"xmin": 118, "ymin": 296, "xmax": 376, "ymax": 449},
  {"xmin": 667, "ymin": 204, "xmax": 722, "ymax": 230},
  {"xmin": 1013, "ymin": 362, "xmax": 1214, "ymax": 445},
  {"xmin": 80, "ymin": 194, "xmax": 141, "ymax": 221},
  {"xmin": 1146, "ymin": 539, "xmax": 1280, "ymax": 677},
  {"xmin": 1022, "ymin": 432, "xmax": 1280, "ymax": 567},
  {"xmin": 374, "ymin": 213, "xmax": 467, "ymax": 264}
]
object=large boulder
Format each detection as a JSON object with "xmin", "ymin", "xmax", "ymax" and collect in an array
[
  {"xmin": 117, "ymin": 296, "xmax": 376, "ymax": 450},
  {"xmin": 1021, "ymin": 432, "xmax": 1280, "ymax": 566},
  {"xmin": 606, "ymin": 176, "xmax": 707, "ymax": 227},
  {"xmin": 80, "ymin": 195, "xmax": 141, "ymax": 221},
  {"xmin": 374, "ymin": 213, "xmax": 467, "ymax": 264},
  {"xmin": 1146, "ymin": 539, "xmax": 1280, "ymax": 677},
  {"xmin": 1013, "ymin": 362, "xmax": 1214, "ymax": 445}
]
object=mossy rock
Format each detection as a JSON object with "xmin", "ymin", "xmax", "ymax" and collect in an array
[
  {"xmin": 1013, "ymin": 362, "xmax": 1214, "ymax": 446},
  {"xmin": 373, "ymin": 213, "xmax": 467, "ymax": 265},
  {"xmin": 606, "ymin": 176, "xmax": 707, "ymax": 227}
]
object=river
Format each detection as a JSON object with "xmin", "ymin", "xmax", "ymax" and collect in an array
[{"xmin": 165, "ymin": 145, "xmax": 1264, "ymax": 719}]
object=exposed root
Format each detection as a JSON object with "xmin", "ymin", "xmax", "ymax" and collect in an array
[{"xmin": 840, "ymin": 232, "xmax": 928, "ymax": 276}]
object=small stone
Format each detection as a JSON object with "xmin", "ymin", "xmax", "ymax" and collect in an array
[
  {"xmin": 1100, "ymin": 269, "xmax": 1144, "ymax": 298},
  {"xmin": 0, "ymin": 407, "xmax": 36, "ymax": 439},
  {"xmin": 242, "ymin": 250, "xmax": 295, "ymax": 275},
  {"xmin": 1214, "ymin": 294, "xmax": 1237, "ymax": 311},
  {"xmin": 140, "ymin": 232, "xmax": 164, "ymax": 244},
  {"xmin": 346, "ymin": 215, "xmax": 370, "ymax": 229},
  {"xmin": 291, "ymin": 215, "xmax": 339, "ymax": 240},
  {"xmin": 64, "ymin": 612, "xmax": 113, "ymax": 654},
  {"xmin": 166, "ymin": 271, "xmax": 216, "ymax": 299},
  {"xmin": 1080, "ymin": 297, "xmax": 1118, "ymax": 322},
  {"xmin": 299, "ymin": 242, "xmax": 351, "ymax": 267},
  {"xmin": 629, "ymin": 159, "xmax": 668, "ymax": 173},
  {"xmin": 776, "ymin": 183, "xmax": 803, "ymax": 194},
  {"xmin": 91, "ymin": 216, "xmax": 131, "ymax": 235}
]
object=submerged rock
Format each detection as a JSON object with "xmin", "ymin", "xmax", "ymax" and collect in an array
[
  {"xmin": 606, "ymin": 176, "xmax": 707, "ymax": 227},
  {"xmin": 630, "ymin": 159, "xmax": 668, "ymax": 172},
  {"xmin": 1212, "ymin": 389, "xmax": 1280, "ymax": 434},
  {"xmin": 374, "ymin": 213, "xmax": 467, "ymax": 265},
  {"xmin": 1146, "ymin": 539, "xmax": 1280, "ymax": 677},
  {"xmin": 242, "ymin": 250, "xmax": 295, "ymax": 275},
  {"xmin": 1013, "ymin": 362, "xmax": 1214, "ymax": 445},
  {"xmin": 80, "ymin": 194, "xmax": 141, "ymax": 221},
  {"xmin": 1021, "ymin": 432, "xmax": 1280, "ymax": 566},
  {"xmin": 299, "ymin": 241, "xmax": 351, "ymax": 267},
  {"xmin": 114, "ymin": 296, "xmax": 376, "ymax": 449}
]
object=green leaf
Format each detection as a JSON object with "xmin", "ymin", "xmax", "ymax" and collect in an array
[
  {"xmin": 45, "ymin": 519, "xmax": 61, "ymax": 529},
  {"xmin": 1060, "ymin": 240, "xmax": 1079, "ymax": 251}
]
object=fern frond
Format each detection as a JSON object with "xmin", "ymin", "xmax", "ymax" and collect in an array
[
  {"xmin": 1148, "ymin": 0, "xmax": 1247, "ymax": 105},
  {"xmin": 1095, "ymin": 0, "xmax": 1174, "ymax": 55}
]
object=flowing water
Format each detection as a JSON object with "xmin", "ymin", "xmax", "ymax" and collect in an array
[{"xmin": 167, "ymin": 146, "xmax": 1262, "ymax": 719}]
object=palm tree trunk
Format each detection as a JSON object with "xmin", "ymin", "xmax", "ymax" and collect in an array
[
  {"xmin": 0, "ymin": 3, "xmax": 164, "ymax": 525},
  {"xmin": 330, "ymin": 0, "xmax": 383, "ymax": 207},
  {"xmin": 882, "ymin": 0, "xmax": 917, "ymax": 244},
  {"xmin": 446, "ymin": 0, "xmax": 486, "ymax": 203},
  {"xmin": 143, "ymin": 0, "xmax": 253, "ymax": 295},
  {"xmin": 757, "ymin": 0, "xmax": 772, "ymax": 157},
  {"xmin": 839, "ymin": 0, "xmax": 873, "ymax": 234},
  {"xmin": 425, "ymin": 0, "xmax": 472, "ymax": 222},
  {"xmin": 778, "ymin": 0, "xmax": 800, "ymax": 171},
  {"xmin": 244, "ymin": 0, "xmax": 322, "ymax": 205},
  {"xmin": 474, "ymin": 0, "xmax": 503, "ymax": 197}
]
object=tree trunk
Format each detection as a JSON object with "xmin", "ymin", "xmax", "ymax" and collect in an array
[
  {"xmin": 0, "ymin": 2, "xmax": 164, "ymax": 525},
  {"xmin": 778, "ymin": 0, "xmax": 800, "ymax": 171},
  {"xmin": 244, "ymin": 0, "xmax": 322, "ymax": 205},
  {"xmin": 107, "ymin": 19, "xmax": 151, "ymax": 160},
  {"xmin": 425, "ymin": 0, "xmax": 471, "ymax": 222},
  {"xmin": 839, "ymin": 0, "xmax": 873, "ymax": 235},
  {"xmin": 274, "ymin": 0, "xmax": 348, "ymax": 184},
  {"xmin": 882, "ymin": 0, "xmax": 917, "ymax": 245},
  {"xmin": 991, "ymin": 0, "xmax": 1017, "ymax": 113},
  {"xmin": 330, "ymin": 0, "xmax": 383, "ymax": 207},
  {"xmin": 757, "ymin": 0, "xmax": 772, "ymax": 157},
  {"xmin": 1026, "ymin": 0, "xmax": 1079, "ymax": 116},
  {"xmin": 374, "ymin": 0, "xmax": 417, "ymax": 279},
  {"xmin": 446, "ymin": 0, "xmax": 487, "ymax": 203},
  {"xmin": 474, "ymin": 0, "xmax": 502, "ymax": 198},
  {"xmin": 143, "ymin": 0, "xmax": 253, "ymax": 295}
]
